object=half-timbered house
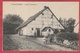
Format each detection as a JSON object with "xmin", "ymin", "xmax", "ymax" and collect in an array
[{"xmin": 16, "ymin": 6, "xmax": 65, "ymax": 37}]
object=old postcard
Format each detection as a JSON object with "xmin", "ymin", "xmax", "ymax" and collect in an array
[{"xmin": 2, "ymin": 1, "xmax": 79, "ymax": 52}]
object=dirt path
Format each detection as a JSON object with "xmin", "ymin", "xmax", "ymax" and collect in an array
[
  {"xmin": 10, "ymin": 35, "xmax": 54, "ymax": 51},
  {"xmin": 10, "ymin": 34, "xmax": 74, "ymax": 51}
]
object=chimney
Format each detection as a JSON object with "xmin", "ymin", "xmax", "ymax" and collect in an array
[{"xmin": 44, "ymin": 6, "xmax": 49, "ymax": 9}]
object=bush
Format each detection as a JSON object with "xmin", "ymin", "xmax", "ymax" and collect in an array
[
  {"xmin": 3, "ymin": 34, "xmax": 19, "ymax": 50},
  {"xmin": 54, "ymin": 32, "xmax": 79, "ymax": 50},
  {"xmin": 56, "ymin": 32, "xmax": 78, "ymax": 41},
  {"xmin": 3, "ymin": 22, "xmax": 19, "ymax": 34}
]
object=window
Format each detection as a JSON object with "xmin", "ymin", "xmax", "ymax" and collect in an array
[
  {"xmin": 42, "ymin": 13, "xmax": 44, "ymax": 15},
  {"xmin": 51, "ymin": 15, "xmax": 53, "ymax": 18},
  {"xmin": 32, "ymin": 28, "xmax": 33, "ymax": 30},
  {"xmin": 49, "ymin": 29, "xmax": 51, "ymax": 32},
  {"xmin": 54, "ymin": 29, "xmax": 59, "ymax": 34}
]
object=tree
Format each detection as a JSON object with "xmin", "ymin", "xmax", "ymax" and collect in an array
[
  {"xmin": 59, "ymin": 17, "xmax": 76, "ymax": 33},
  {"xmin": 66, "ymin": 18, "xmax": 75, "ymax": 33},
  {"xmin": 59, "ymin": 17, "xmax": 67, "ymax": 27},
  {"xmin": 3, "ymin": 14, "xmax": 24, "ymax": 34},
  {"xmin": 59, "ymin": 17, "xmax": 63, "ymax": 23}
]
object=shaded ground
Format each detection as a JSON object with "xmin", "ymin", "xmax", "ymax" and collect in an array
[
  {"xmin": 3, "ymin": 34, "xmax": 77, "ymax": 51},
  {"xmin": 3, "ymin": 34, "xmax": 19, "ymax": 50}
]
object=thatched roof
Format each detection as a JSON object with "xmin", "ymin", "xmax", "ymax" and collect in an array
[{"xmin": 16, "ymin": 6, "xmax": 65, "ymax": 30}]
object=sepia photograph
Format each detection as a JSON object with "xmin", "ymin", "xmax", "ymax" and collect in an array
[{"xmin": 3, "ymin": 2, "xmax": 79, "ymax": 51}]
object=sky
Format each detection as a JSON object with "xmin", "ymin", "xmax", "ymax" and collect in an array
[{"xmin": 3, "ymin": 2, "xmax": 79, "ymax": 33}]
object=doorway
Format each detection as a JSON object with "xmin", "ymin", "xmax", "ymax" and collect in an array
[{"xmin": 36, "ymin": 28, "xmax": 40, "ymax": 37}]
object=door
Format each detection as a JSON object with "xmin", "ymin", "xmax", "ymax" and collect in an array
[
  {"xmin": 36, "ymin": 28, "xmax": 40, "ymax": 37},
  {"xmin": 19, "ymin": 29, "xmax": 23, "ymax": 36}
]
